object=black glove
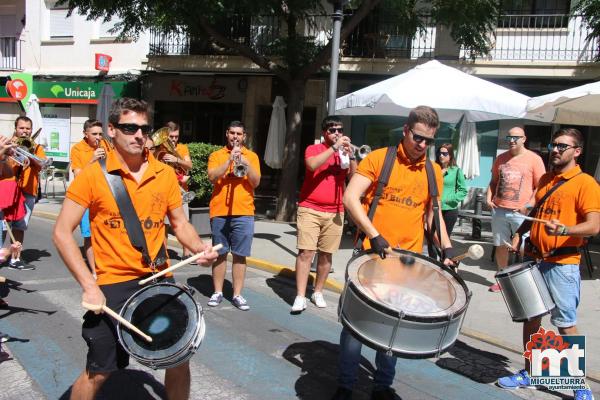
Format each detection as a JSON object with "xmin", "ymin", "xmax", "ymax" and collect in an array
[
  {"xmin": 442, "ymin": 247, "xmax": 460, "ymax": 261},
  {"xmin": 370, "ymin": 235, "xmax": 390, "ymax": 259}
]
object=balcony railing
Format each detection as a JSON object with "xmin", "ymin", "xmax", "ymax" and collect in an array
[
  {"xmin": 462, "ymin": 14, "xmax": 599, "ymax": 62},
  {"xmin": 149, "ymin": 14, "xmax": 599, "ymax": 63},
  {"xmin": 0, "ymin": 37, "xmax": 22, "ymax": 71}
]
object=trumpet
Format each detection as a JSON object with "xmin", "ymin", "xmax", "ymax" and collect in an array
[
  {"xmin": 356, "ymin": 144, "xmax": 371, "ymax": 159},
  {"xmin": 232, "ymin": 140, "xmax": 248, "ymax": 178},
  {"xmin": 12, "ymin": 146, "xmax": 53, "ymax": 170},
  {"xmin": 181, "ymin": 187, "xmax": 196, "ymax": 203}
]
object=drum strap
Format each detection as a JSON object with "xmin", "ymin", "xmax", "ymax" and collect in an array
[
  {"xmin": 353, "ymin": 146, "xmax": 397, "ymax": 253},
  {"xmin": 99, "ymin": 158, "xmax": 167, "ymax": 268},
  {"xmin": 424, "ymin": 159, "xmax": 443, "ymax": 260}
]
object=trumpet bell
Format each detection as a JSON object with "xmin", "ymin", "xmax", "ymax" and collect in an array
[
  {"xmin": 358, "ymin": 145, "xmax": 371, "ymax": 159},
  {"xmin": 233, "ymin": 163, "xmax": 248, "ymax": 178},
  {"xmin": 181, "ymin": 190, "xmax": 196, "ymax": 203}
]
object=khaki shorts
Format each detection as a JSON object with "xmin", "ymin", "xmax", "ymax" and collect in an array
[{"xmin": 296, "ymin": 206, "xmax": 344, "ymax": 253}]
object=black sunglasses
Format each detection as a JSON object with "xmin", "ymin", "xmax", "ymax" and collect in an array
[
  {"xmin": 438, "ymin": 151, "xmax": 449, "ymax": 156},
  {"xmin": 548, "ymin": 142, "xmax": 579, "ymax": 152},
  {"xmin": 114, "ymin": 123, "xmax": 153, "ymax": 135},
  {"xmin": 327, "ymin": 127, "xmax": 344, "ymax": 134},
  {"xmin": 410, "ymin": 130, "xmax": 435, "ymax": 145},
  {"xmin": 506, "ymin": 135, "xmax": 524, "ymax": 142}
]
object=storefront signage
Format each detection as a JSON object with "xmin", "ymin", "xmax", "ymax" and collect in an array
[
  {"xmin": 41, "ymin": 106, "xmax": 71, "ymax": 162},
  {"xmin": 34, "ymin": 81, "xmax": 137, "ymax": 104},
  {"xmin": 147, "ymin": 76, "xmax": 244, "ymax": 103}
]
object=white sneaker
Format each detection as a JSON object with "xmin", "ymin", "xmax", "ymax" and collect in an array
[
  {"xmin": 291, "ymin": 296, "xmax": 307, "ymax": 312},
  {"xmin": 310, "ymin": 292, "xmax": 327, "ymax": 308}
]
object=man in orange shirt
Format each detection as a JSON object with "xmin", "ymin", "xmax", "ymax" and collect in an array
[
  {"xmin": 333, "ymin": 106, "xmax": 458, "ymax": 400},
  {"xmin": 70, "ymin": 119, "xmax": 106, "ymax": 272},
  {"xmin": 53, "ymin": 98, "xmax": 218, "ymax": 400},
  {"xmin": 8, "ymin": 116, "xmax": 48, "ymax": 271},
  {"xmin": 498, "ymin": 128, "xmax": 599, "ymax": 400},
  {"xmin": 206, "ymin": 121, "xmax": 260, "ymax": 311}
]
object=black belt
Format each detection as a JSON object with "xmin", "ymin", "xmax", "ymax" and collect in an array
[{"xmin": 525, "ymin": 238, "xmax": 580, "ymax": 259}]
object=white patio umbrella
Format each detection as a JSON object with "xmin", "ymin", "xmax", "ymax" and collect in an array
[
  {"xmin": 526, "ymin": 81, "xmax": 600, "ymax": 125},
  {"xmin": 264, "ymin": 96, "xmax": 287, "ymax": 169},
  {"xmin": 456, "ymin": 119, "xmax": 480, "ymax": 179},
  {"xmin": 26, "ymin": 94, "xmax": 45, "ymax": 147},
  {"xmin": 335, "ymin": 60, "xmax": 529, "ymax": 123}
]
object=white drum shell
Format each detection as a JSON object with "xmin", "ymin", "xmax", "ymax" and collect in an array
[
  {"xmin": 495, "ymin": 262, "xmax": 555, "ymax": 322},
  {"xmin": 339, "ymin": 250, "xmax": 471, "ymax": 358}
]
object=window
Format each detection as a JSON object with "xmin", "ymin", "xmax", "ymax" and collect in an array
[
  {"xmin": 98, "ymin": 17, "xmax": 122, "ymax": 38},
  {"xmin": 0, "ymin": 15, "xmax": 17, "ymax": 68},
  {"xmin": 49, "ymin": 6, "xmax": 73, "ymax": 38},
  {"xmin": 499, "ymin": 0, "xmax": 571, "ymax": 28}
]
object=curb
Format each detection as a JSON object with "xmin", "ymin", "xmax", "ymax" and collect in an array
[{"xmin": 30, "ymin": 209, "xmax": 600, "ymax": 384}]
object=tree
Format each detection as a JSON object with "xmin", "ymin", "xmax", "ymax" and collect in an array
[
  {"xmin": 61, "ymin": 0, "xmax": 499, "ymax": 221},
  {"xmin": 574, "ymin": 0, "xmax": 600, "ymax": 59}
]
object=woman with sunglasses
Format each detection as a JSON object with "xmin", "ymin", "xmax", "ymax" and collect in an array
[{"xmin": 435, "ymin": 143, "xmax": 468, "ymax": 238}]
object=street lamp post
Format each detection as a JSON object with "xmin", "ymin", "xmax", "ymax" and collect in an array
[{"xmin": 327, "ymin": 0, "xmax": 346, "ymax": 116}]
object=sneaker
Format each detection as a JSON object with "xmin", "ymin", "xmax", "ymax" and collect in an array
[
  {"xmin": 8, "ymin": 260, "xmax": 35, "ymax": 271},
  {"xmin": 207, "ymin": 292, "xmax": 223, "ymax": 307},
  {"xmin": 497, "ymin": 369, "xmax": 531, "ymax": 389},
  {"xmin": 371, "ymin": 387, "xmax": 398, "ymax": 400},
  {"xmin": 331, "ymin": 387, "xmax": 352, "ymax": 400},
  {"xmin": 488, "ymin": 282, "xmax": 502, "ymax": 292},
  {"xmin": 311, "ymin": 292, "xmax": 327, "ymax": 308},
  {"xmin": 232, "ymin": 295, "xmax": 249, "ymax": 311},
  {"xmin": 574, "ymin": 389, "xmax": 594, "ymax": 400},
  {"xmin": 0, "ymin": 333, "xmax": 9, "ymax": 343},
  {"xmin": 291, "ymin": 296, "xmax": 307, "ymax": 313}
]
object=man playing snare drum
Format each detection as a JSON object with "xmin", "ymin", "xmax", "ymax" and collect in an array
[
  {"xmin": 53, "ymin": 98, "xmax": 218, "ymax": 400},
  {"xmin": 498, "ymin": 128, "xmax": 599, "ymax": 400},
  {"xmin": 333, "ymin": 106, "xmax": 458, "ymax": 400}
]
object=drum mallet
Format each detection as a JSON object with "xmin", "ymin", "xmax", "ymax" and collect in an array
[
  {"xmin": 82, "ymin": 301, "xmax": 153, "ymax": 343},
  {"xmin": 451, "ymin": 244, "xmax": 484, "ymax": 262},
  {"xmin": 139, "ymin": 244, "xmax": 223, "ymax": 285}
]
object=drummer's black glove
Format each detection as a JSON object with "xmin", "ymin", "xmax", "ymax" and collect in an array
[
  {"xmin": 370, "ymin": 235, "xmax": 390, "ymax": 259},
  {"xmin": 442, "ymin": 247, "xmax": 460, "ymax": 271}
]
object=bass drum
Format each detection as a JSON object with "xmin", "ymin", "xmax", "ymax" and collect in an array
[
  {"xmin": 118, "ymin": 282, "xmax": 205, "ymax": 369},
  {"xmin": 339, "ymin": 249, "xmax": 471, "ymax": 358}
]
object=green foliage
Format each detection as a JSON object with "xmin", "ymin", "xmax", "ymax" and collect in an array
[
  {"xmin": 432, "ymin": 0, "xmax": 501, "ymax": 60},
  {"xmin": 574, "ymin": 0, "xmax": 600, "ymax": 55},
  {"xmin": 187, "ymin": 142, "xmax": 221, "ymax": 206}
]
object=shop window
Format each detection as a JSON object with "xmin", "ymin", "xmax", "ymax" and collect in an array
[{"xmin": 499, "ymin": 0, "xmax": 571, "ymax": 28}]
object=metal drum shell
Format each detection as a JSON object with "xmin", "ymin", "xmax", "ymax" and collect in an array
[
  {"xmin": 118, "ymin": 282, "xmax": 205, "ymax": 370},
  {"xmin": 339, "ymin": 249, "xmax": 471, "ymax": 358},
  {"xmin": 495, "ymin": 262, "xmax": 555, "ymax": 322}
]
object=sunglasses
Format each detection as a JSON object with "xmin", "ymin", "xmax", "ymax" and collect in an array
[
  {"xmin": 410, "ymin": 130, "xmax": 435, "ymax": 145},
  {"xmin": 114, "ymin": 123, "xmax": 153, "ymax": 135},
  {"xmin": 438, "ymin": 151, "xmax": 449, "ymax": 156},
  {"xmin": 548, "ymin": 142, "xmax": 578, "ymax": 152},
  {"xmin": 506, "ymin": 135, "xmax": 524, "ymax": 142},
  {"xmin": 327, "ymin": 127, "xmax": 344, "ymax": 134}
]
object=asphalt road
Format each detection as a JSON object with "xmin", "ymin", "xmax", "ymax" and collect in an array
[{"xmin": 0, "ymin": 216, "xmax": 587, "ymax": 400}]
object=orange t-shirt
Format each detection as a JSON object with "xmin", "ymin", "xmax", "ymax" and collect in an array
[
  {"xmin": 66, "ymin": 150, "xmax": 183, "ymax": 285},
  {"xmin": 70, "ymin": 139, "xmax": 96, "ymax": 172},
  {"xmin": 208, "ymin": 146, "xmax": 261, "ymax": 218},
  {"xmin": 356, "ymin": 142, "xmax": 443, "ymax": 252},
  {"xmin": 529, "ymin": 165, "xmax": 600, "ymax": 264},
  {"xmin": 491, "ymin": 149, "xmax": 546, "ymax": 209},
  {"xmin": 175, "ymin": 143, "xmax": 190, "ymax": 159},
  {"xmin": 18, "ymin": 144, "xmax": 46, "ymax": 196}
]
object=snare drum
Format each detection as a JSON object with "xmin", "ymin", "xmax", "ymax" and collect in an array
[
  {"xmin": 339, "ymin": 249, "xmax": 471, "ymax": 358},
  {"xmin": 495, "ymin": 262, "xmax": 555, "ymax": 322},
  {"xmin": 118, "ymin": 282, "xmax": 205, "ymax": 369}
]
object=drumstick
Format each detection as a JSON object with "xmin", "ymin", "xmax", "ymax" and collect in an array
[
  {"xmin": 513, "ymin": 212, "xmax": 552, "ymax": 225},
  {"xmin": 4, "ymin": 223, "xmax": 16, "ymax": 243},
  {"xmin": 138, "ymin": 244, "xmax": 223, "ymax": 285},
  {"xmin": 451, "ymin": 244, "xmax": 484, "ymax": 262},
  {"xmin": 81, "ymin": 301, "xmax": 152, "ymax": 343}
]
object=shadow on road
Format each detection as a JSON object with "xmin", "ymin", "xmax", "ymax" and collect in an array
[
  {"xmin": 187, "ymin": 274, "xmax": 233, "ymax": 301},
  {"xmin": 282, "ymin": 340, "xmax": 376, "ymax": 400},
  {"xmin": 59, "ymin": 369, "xmax": 167, "ymax": 400},
  {"xmin": 455, "ymin": 270, "xmax": 494, "ymax": 287},
  {"xmin": 21, "ymin": 248, "xmax": 52, "ymax": 264},
  {"xmin": 0, "ymin": 304, "xmax": 56, "ymax": 319},
  {"xmin": 254, "ymin": 233, "xmax": 298, "ymax": 258}
]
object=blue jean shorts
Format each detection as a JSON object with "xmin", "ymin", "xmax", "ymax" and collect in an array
[
  {"xmin": 538, "ymin": 261, "xmax": 581, "ymax": 328},
  {"xmin": 79, "ymin": 209, "xmax": 91, "ymax": 238},
  {"xmin": 210, "ymin": 216, "xmax": 254, "ymax": 257},
  {"xmin": 492, "ymin": 207, "xmax": 525, "ymax": 246}
]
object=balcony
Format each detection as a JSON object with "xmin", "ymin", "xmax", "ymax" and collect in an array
[
  {"xmin": 148, "ymin": 13, "xmax": 599, "ymax": 64},
  {"xmin": 0, "ymin": 37, "xmax": 22, "ymax": 71}
]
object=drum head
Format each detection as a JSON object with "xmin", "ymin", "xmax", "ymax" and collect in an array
[
  {"xmin": 495, "ymin": 261, "xmax": 535, "ymax": 278},
  {"xmin": 119, "ymin": 283, "xmax": 201, "ymax": 363},
  {"xmin": 347, "ymin": 250, "xmax": 468, "ymax": 319}
]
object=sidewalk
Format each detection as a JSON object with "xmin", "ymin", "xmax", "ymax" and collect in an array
[{"xmin": 31, "ymin": 193, "xmax": 600, "ymax": 382}]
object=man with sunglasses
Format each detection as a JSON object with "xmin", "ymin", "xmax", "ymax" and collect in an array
[
  {"xmin": 206, "ymin": 121, "xmax": 261, "ymax": 311},
  {"xmin": 498, "ymin": 128, "xmax": 599, "ymax": 400},
  {"xmin": 291, "ymin": 116, "xmax": 356, "ymax": 313},
  {"xmin": 486, "ymin": 127, "xmax": 546, "ymax": 292},
  {"xmin": 332, "ymin": 106, "xmax": 458, "ymax": 400},
  {"xmin": 53, "ymin": 98, "xmax": 218, "ymax": 400}
]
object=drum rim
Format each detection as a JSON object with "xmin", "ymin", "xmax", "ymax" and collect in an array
[
  {"xmin": 118, "ymin": 282, "xmax": 203, "ymax": 364},
  {"xmin": 495, "ymin": 261, "xmax": 536, "ymax": 278},
  {"xmin": 346, "ymin": 249, "xmax": 471, "ymax": 320}
]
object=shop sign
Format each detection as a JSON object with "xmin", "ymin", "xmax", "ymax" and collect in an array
[
  {"xmin": 34, "ymin": 81, "xmax": 137, "ymax": 104},
  {"xmin": 148, "ymin": 76, "xmax": 244, "ymax": 103},
  {"xmin": 41, "ymin": 106, "xmax": 71, "ymax": 162}
]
